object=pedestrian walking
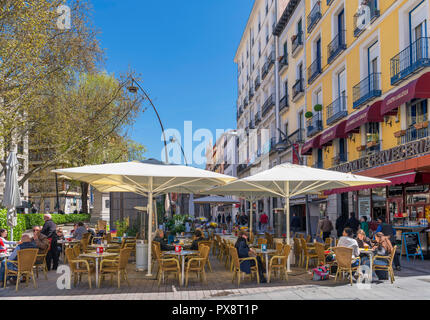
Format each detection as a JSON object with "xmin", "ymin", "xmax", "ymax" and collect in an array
[
  {"xmin": 259, "ymin": 212, "xmax": 269, "ymax": 232},
  {"xmin": 317, "ymin": 215, "xmax": 333, "ymax": 241}
]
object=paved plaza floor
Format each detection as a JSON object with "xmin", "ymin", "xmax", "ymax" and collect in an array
[{"xmin": 0, "ymin": 251, "xmax": 429, "ymax": 300}]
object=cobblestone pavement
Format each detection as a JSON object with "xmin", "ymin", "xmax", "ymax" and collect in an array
[{"xmin": 0, "ymin": 251, "xmax": 429, "ymax": 300}]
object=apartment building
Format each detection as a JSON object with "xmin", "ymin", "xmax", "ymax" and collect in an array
[{"xmin": 300, "ymin": 0, "xmax": 430, "ymax": 235}]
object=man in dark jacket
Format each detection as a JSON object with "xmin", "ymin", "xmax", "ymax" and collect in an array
[
  {"xmin": 41, "ymin": 214, "xmax": 58, "ymax": 271},
  {"xmin": 291, "ymin": 213, "xmax": 301, "ymax": 235},
  {"xmin": 345, "ymin": 212, "xmax": 360, "ymax": 234},
  {"xmin": 153, "ymin": 229, "xmax": 174, "ymax": 251},
  {"xmin": 336, "ymin": 213, "xmax": 348, "ymax": 238},
  {"xmin": 190, "ymin": 230, "xmax": 205, "ymax": 250},
  {"xmin": 235, "ymin": 231, "xmax": 266, "ymax": 283}
]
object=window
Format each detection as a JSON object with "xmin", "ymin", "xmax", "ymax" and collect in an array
[
  {"xmin": 105, "ymin": 199, "xmax": 110, "ymax": 209},
  {"xmin": 407, "ymin": 99, "xmax": 428, "ymax": 126},
  {"xmin": 365, "ymin": 122, "xmax": 380, "ymax": 154},
  {"xmin": 284, "ymin": 81, "xmax": 288, "ymax": 97},
  {"xmin": 283, "ymin": 41, "xmax": 288, "ymax": 56}
]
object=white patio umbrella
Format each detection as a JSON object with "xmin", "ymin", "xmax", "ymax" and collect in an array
[
  {"xmin": 3, "ymin": 152, "xmax": 22, "ymax": 241},
  {"xmin": 207, "ymin": 163, "xmax": 390, "ymax": 271},
  {"xmin": 52, "ymin": 160, "xmax": 236, "ymax": 276}
]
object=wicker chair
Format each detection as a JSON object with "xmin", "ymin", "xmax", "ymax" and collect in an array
[
  {"xmin": 332, "ymin": 247, "xmax": 361, "ymax": 286},
  {"xmin": 34, "ymin": 247, "xmax": 49, "ymax": 280},
  {"xmin": 4, "ymin": 248, "xmax": 38, "ymax": 291},
  {"xmin": 325, "ymin": 237, "xmax": 333, "ymax": 249},
  {"xmin": 293, "ymin": 237, "xmax": 302, "ymax": 267},
  {"xmin": 314, "ymin": 242, "xmax": 333, "ymax": 268},
  {"xmin": 73, "ymin": 243, "xmax": 81, "ymax": 256},
  {"xmin": 265, "ymin": 232, "xmax": 274, "ymax": 249},
  {"xmin": 185, "ymin": 245, "xmax": 210, "ymax": 286},
  {"xmin": 152, "ymin": 243, "xmax": 181, "ymax": 286},
  {"xmin": 65, "ymin": 247, "xmax": 94, "ymax": 289},
  {"xmin": 267, "ymin": 244, "xmax": 291, "ymax": 283},
  {"xmin": 98, "ymin": 248, "xmax": 133, "ymax": 288},
  {"xmin": 104, "ymin": 233, "xmax": 113, "ymax": 243},
  {"xmin": 213, "ymin": 235, "xmax": 221, "ymax": 255},
  {"xmin": 300, "ymin": 238, "xmax": 318, "ymax": 270},
  {"xmin": 229, "ymin": 247, "xmax": 260, "ymax": 287},
  {"xmin": 306, "ymin": 234, "xmax": 311, "ymax": 243},
  {"xmin": 373, "ymin": 246, "xmax": 396, "ymax": 283},
  {"xmin": 198, "ymin": 241, "xmax": 213, "ymax": 272}
]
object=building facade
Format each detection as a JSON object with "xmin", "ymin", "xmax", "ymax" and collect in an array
[{"xmin": 300, "ymin": 0, "xmax": 430, "ymax": 241}]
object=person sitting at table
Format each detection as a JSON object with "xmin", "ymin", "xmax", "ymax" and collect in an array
[
  {"xmin": 0, "ymin": 233, "xmax": 38, "ymax": 286},
  {"xmin": 0, "ymin": 229, "xmax": 17, "ymax": 251},
  {"xmin": 56, "ymin": 227, "xmax": 65, "ymax": 241},
  {"xmin": 32, "ymin": 226, "xmax": 50, "ymax": 253},
  {"xmin": 337, "ymin": 228, "xmax": 360, "ymax": 266},
  {"xmin": 235, "ymin": 231, "xmax": 267, "ymax": 283},
  {"xmin": 190, "ymin": 230, "xmax": 205, "ymax": 250},
  {"xmin": 153, "ymin": 229, "xmax": 174, "ymax": 251},
  {"xmin": 356, "ymin": 229, "xmax": 372, "ymax": 249},
  {"xmin": 72, "ymin": 222, "xmax": 88, "ymax": 240}
]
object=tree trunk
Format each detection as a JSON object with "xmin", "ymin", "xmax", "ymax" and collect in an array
[{"xmin": 80, "ymin": 182, "xmax": 89, "ymax": 214}]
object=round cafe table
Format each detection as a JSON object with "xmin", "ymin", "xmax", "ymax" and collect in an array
[
  {"xmin": 79, "ymin": 252, "xmax": 119, "ymax": 288},
  {"xmin": 163, "ymin": 250, "xmax": 199, "ymax": 286}
]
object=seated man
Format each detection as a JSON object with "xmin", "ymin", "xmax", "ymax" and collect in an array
[
  {"xmin": 235, "ymin": 231, "xmax": 267, "ymax": 283},
  {"xmin": 0, "ymin": 234, "xmax": 38, "ymax": 286},
  {"xmin": 337, "ymin": 228, "xmax": 360, "ymax": 267},
  {"xmin": 72, "ymin": 222, "xmax": 88, "ymax": 240},
  {"xmin": 153, "ymin": 229, "xmax": 174, "ymax": 251},
  {"xmin": 190, "ymin": 230, "xmax": 205, "ymax": 250},
  {"xmin": 32, "ymin": 226, "xmax": 50, "ymax": 252}
]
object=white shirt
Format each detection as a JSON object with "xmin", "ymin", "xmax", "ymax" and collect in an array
[{"xmin": 337, "ymin": 236, "xmax": 360, "ymax": 258}]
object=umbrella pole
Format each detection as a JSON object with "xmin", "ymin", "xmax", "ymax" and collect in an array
[
  {"xmin": 284, "ymin": 182, "xmax": 291, "ymax": 272},
  {"xmin": 146, "ymin": 177, "xmax": 153, "ymax": 276},
  {"xmin": 250, "ymin": 200, "xmax": 253, "ymax": 235}
]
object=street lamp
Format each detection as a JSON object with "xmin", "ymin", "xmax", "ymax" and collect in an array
[
  {"xmin": 169, "ymin": 135, "xmax": 190, "ymax": 216},
  {"xmin": 275, "ymin": 128, "xmax": 313, "ymax": 240}
]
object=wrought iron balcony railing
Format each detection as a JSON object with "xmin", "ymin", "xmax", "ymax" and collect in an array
[
  {"xmin": 308, "ymin": 57, "xmax": 322, "ymax": 84},
  {"xmin": 306, "ymin": 112, "xmax": 323, "ymax": 137},
  {"xmin": 292, "ymin": 78, "xmax": 304, "ymax": 99},
  {"xmin": 307, "ymin": 1, "xmax": 322, "ymax": 33},
  {"xmin": 328, "ymin": 30, "xmax": 346, "ymax": 64},
  {"xmin": 354, "ymin": 0, "xmax": 380, "ymax": 37},
  {"xmin": 292, "ymin": 32, "xmax": 303, "ymax": 53},
  {"xmin": 280, "ymin": 94, "xmax": 289, "ymax": 111},
  {"xmin": 326, "ymin": 95, "xmax": 347, "ymax": 125},
  {"xmin": 352, "ymin": 73, "xmax": 381, "ymax": 109},
  {"xmin": 262, "ymin": 94, "xmax": 275, "ymax": 117}
]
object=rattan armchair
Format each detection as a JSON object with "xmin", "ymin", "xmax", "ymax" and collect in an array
[
  {"xmin": 314, "ymin": 242, "xmax": 334, "ymax": 268},
  {"xmin": 4, "ymin": 248, "xmax": 38, "ymax": 291},
  {"xmin": 229, "ymin": 247, "xmax": 260, "ymax": 287},
  {"xmin": 332, "ymin": 247, "xmax": 361, "ymax": 286},
  {"xmin": 152, "ymin": 243, "xmax": 181, "ymax": 286},
  {"xmin": 185, "ymin": 245, "xmax": 210, "ymax": 286},
  {"xmin": 65, "ymin": 248, "xmax": 94, "ymax": 289},
  {"xmin": 98, "ymin": 248, "xmax": 133, "ymax": 288},
  {"xmin": 300, "ymin": 238, "xmax": 318, "ymax": 270},
  {"xmin": 198, "ymin": 241, "xmax": 213, "ymax": 272},
  {"xmin": 293, "ymin": 237, "xmax": 302, "ymax": 267},
  {"xmin": 267, "ymin": 244, "xmax": 291, "ymax": 283},
  {"xmin": 373, "ymin": 246, "xmax": 396, "ymax": 283},
  {"xmin": 324, "ymin": 237, "xmax": 333, "ymax": 249},
  {"xmin": 34, "ymin": 247, "xmax": 49, "ymax": 280}
]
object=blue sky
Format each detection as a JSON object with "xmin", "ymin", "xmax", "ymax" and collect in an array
[{"xmin": 91, "ymin": 0, "xmax": 253, "ymax": 166}]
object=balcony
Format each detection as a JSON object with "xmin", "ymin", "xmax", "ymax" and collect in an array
[
  {"xmin": 292, "ymin": 78, "xmax": 304, "ymax": 100},
  {"xmin": 262, "ymin": 94, "xmax": 275, "ymax": 117},
  {"xmin": 307, "ymin": 57, "xmax": 322, "ymax": 84},
  {"xmin": 279, "ymin": 55, "xmax": 288, "ymax": 71},
  {"xmin": 327, "ymin": 30, "xmax": 346, "ymax": 64},
  {"xmin": 288, "ymin": 129, "xmax": 305, "ymax": 144},
  {"xmin": 354, "ymin": 0, "xmax": 380, "ymax": 37},
  {"xmin": 326, "ymin": 95, "xmax": 347, "ymax": 125},
  {"xmin": 353, "ymin": 73, "xmax": 381, "ymax": 109},
  {"xmin": 361, "ymin": 136, "xmax": 381, "ymax": 157},
  {"xmin": 399, "ymin": 125, "xmax": 430, "ymax": 144},
  {"xmin": 255, "ymin": 111, "xmax": 261, "ymax": 125},
  {"xmin": 255, "ymin": 77, "xmax": 261, "ymax": 90},
  {"xmin": 237, "ymin": 164, "xmax": 248, "ymax": 173},
  {"xmin": 307, "ymin": 2, "xmax": 321, "ymax": 33},
  {"xmin": 306, "ymin": 112, "xmax": 323, "ymax": 137},
  {"xmin": 249, "ymin": 120, "xmax": 255, "ymax": 130},
  {"xmin": 332, "ymin": 153, "xmax": 348, "ymax": 167},
  {"xmin": 270, "ymin": 137, "xmax": 277, "ymax": 151},
  {"xmin": 237, "ymin": 107, "xmax": 244, "ymax": 119},
  {"xmin": 280, "ymin": 94, "xmax": 289, "ymax": 112},
  {"xmin": 262, "ymin": 63, "xmax": 269, "ymax": 80},
  {"xmin": 243, "ymin": 97, "xmax": 249, "ymax": 108},
  {"xmin": 249, "ymin": 87, "xmax": 255, "ymax": 100},
  {"xmin": 267, "ymin": 51, "xmax": 276, "ymax": 70},
  {"xmin": 292, "ymin": 32, "xmax": 303, "ymax": 55},
  {"xmin": 390, "ymin": 37, "xmax": 430, "ymax": 85}
]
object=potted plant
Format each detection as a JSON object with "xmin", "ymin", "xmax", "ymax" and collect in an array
[
  {"xmin": 356, "ymin": 145, "xmax": 365, "ymax": 151},
  {"xmin": 314, "ymin": 104, "xmax": 323, "ymax": 112},
  {"xmin": 423, "ymin": 120, "xmax": 429, "ymax": 128},
  {"xmin": 394, "ymin": 130, "xmax": 406, "ymax": 138},
  {"xmin": 305, "ymin": 111, "xmax": 314, "ymax": 119},
  {"xmin": 414, "ymin": 122, "xmax": 424, "ymax": 130}
]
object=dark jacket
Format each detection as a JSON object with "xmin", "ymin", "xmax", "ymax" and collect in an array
[
  {"xmin": 33, "ymin": 233, "xmax": 50, "ymax": 252},
  {"xmin": 190, "ymin": 237, "xmax": 204, "ymax": 250},
  {"xmin": 336, "ymin": 215, "xmax": 348, "ymax": 237},
  {"xmin": 291, "ymin": 216, "xmax": 301, "ymax": 228},
  {"xmin": 346, "ymin": 217, "xmax": 360, "ymax": 233},
  {"xmin": 153, "ymin": 236, "xmax": 173, "ymax": 251},
  {"xmin": 226, "ymin": 214, "xmax": 232, "ymax": 223},
  {"xmin": 380, "ymin": 223, "xmax": 396, "ymax": 244},
  {"xmin": 235, "ymin": 237, "xmax": 252, "ymax": 274},
  {"xmin": 356, "ymin": 236, "xmax": 372, "ymax": 249},
  {"xmin": 41, "ymin": 220, "xmax": 57, "ymax": 240}
]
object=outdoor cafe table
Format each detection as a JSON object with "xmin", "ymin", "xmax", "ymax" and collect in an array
[
  {"xmin": 163, "ymin": 250, "xmax": 199, "ymax": 286},
  {"xmin": 359, "ymin": 248, "xmax": 374, "ymax": 282},
  {"xmin": 87, "ymin": 244, "xmax": 120, "ymax": 250},
  {"xmin": 255, "ymin": 248, "xmax": 277, "ymax": 277},
  {"xmin": 58, "ymin": 239, "xmax": 80, "ymax": 261},
  {"xmin": 79, "ymin": 252, "xmax": 119, "ymax": 288}
]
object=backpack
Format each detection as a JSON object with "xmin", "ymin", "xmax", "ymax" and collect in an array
[{"xmin": 312, "ymin": 266, "xmax": 329, "ymax": 281}]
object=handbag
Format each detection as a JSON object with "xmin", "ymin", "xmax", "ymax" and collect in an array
[{"xmin": 312, "ymin": 266, "xmax": 329, "ymax": 281}]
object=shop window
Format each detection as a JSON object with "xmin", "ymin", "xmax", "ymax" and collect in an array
[
  {"xmin": 388, "ymin": 186, "xmax": 403, "ymax": 197},
  {"xmin": 364, "ymin": 122, "xmax": 380, "ymax": 154},
  {"xmin": 407, "ymin": 99, "xmax": 428, "ymax": 126}
]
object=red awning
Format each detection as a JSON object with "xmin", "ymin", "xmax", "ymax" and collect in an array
[
  {"xmin": 324, "ymin": 170, "xmax": 417, "ymax": 195},
  {"xmin": 381, "ymin": 72, "xmax": 430, "ymax": 116},
  {"xmin": 345, "ymin": 101, "xmax": 384, "ymax": 134},
  {"xmin": 319, "ymin": 121, "xmax": 347, "ymax": 147},
  {"xmin": 301, "ymin": 135, "xmax": 321, "ymax": 156}
]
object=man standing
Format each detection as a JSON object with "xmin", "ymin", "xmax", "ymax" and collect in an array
[
  {"xmin": 41, "ymin": 214, "xmax": 58, "ymax": 271},
  {"xmin": 259, "ymin": 212, "xmax": 269, "ymax": 232},
  {"xmin": 336, "ymin": 213, "xmax": 348, "ymax": 238},
  {"xmin": 317, "ymin": 216, "xmax": 334, "ymax": 241},
  {"xmin": 345, "ymin": 212, "xmax": 360, "ymax": 235}
]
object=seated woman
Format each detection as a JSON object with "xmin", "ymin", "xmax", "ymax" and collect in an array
[
  {"xmin": 363, "ymin": 232, "xmax": 393, "ymax": 281},
  {"xmin": 190, "ymin": 230, "xmax": 204, "ymax": 250},
  {"xmin": 0, "ymin": 229, "xmax": 17, "ymax": 252},
  {"xmin": 153, "ymin": 229, "xmax": 174, "ymax": 251},
  {"xmin": 235, "ymin": 231, "xmax": 267, "ymax": 283},
  {"xmin": 356, "ymin": 229, "xmax": 373, "ymax": 265}
]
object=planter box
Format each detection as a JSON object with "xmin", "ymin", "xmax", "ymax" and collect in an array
[
  {"xmin": 356, "ymin": 145, "xmax": 366, "ymax": 151},
  {"xmin": 366, "ymin": 141, "xmax": 377, "ymax": 148},
  {"xmin": 414, "ymin": 123, "xmax": 424, "ymax": 130},
  {"xmin": 394, "ymin": 130, "xmax": 406, "ymax": 138}
]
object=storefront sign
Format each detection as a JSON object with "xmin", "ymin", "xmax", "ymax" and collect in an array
[
  {"xmin": 331, "ymin": 136, "xmax": 430, "ymax": 173},
  {"xmin": 358, "ymin": 197, "xmax": 371, "ymax": 218}
]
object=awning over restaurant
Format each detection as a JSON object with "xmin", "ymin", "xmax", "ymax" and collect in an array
[
  {"xmin": 319, "ymin": 120, "xmax": 347, "ymax": 147},
  {"xmin": 345, "ymin": 101, "xmax": 384, "ymax": 134},
  {"xmin": 324, "ymin": 170, "xmax": 417, "ymax": 195},
  {"xmin": 381, "ymin": 72, "xmax": 430, "ymax": 116},
  {"xmin": 301, "ymin": 135, "xmax": 321, "ymax": 155}
]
